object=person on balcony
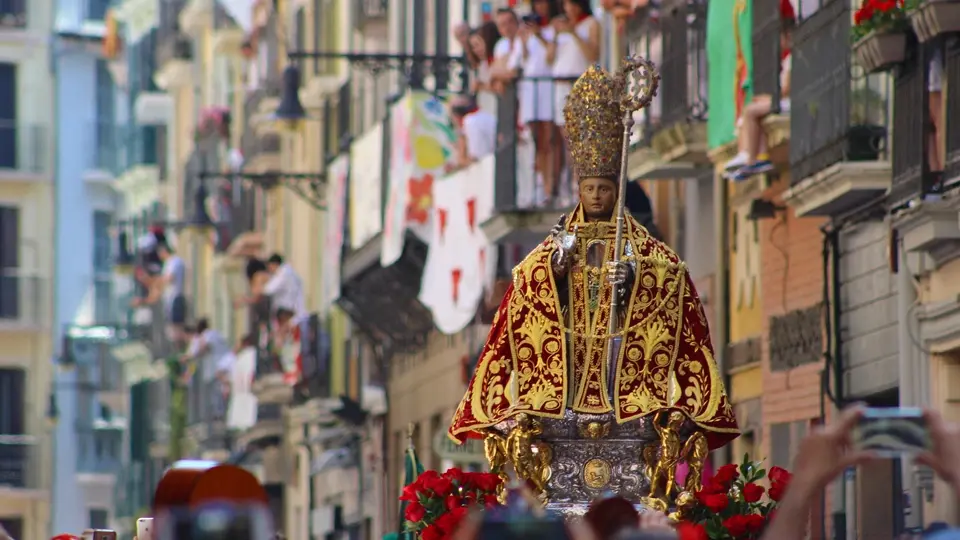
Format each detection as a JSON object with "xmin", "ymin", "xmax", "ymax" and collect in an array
[
  {"xmin": 491, "ymin": 8, "xmax": 521, "ymax": 83},
  {"xmin": 511, "ymin": 0, "xmax": 564, "ymax": 207},
  {"xmin": 264, "ymin": 253, "xmax": 306, "ymax": 321},
  {"xmin": 132, "ymin": 238, "xmax": 187, "ymax": 343},
  {"xmin": 182, "ymin": 318, "xmax": 235, "ymax": 419},
  {"xmin": 725, "ymin": 3, "xmax": 794, "ymax": 182},
  {"xmin": 446, "ymin": 94, "xmax": 498, "ymax": 174},
  {"xmin": 469, "ymin": 22, "xmax": 504, "ymax": 114},
  {"xmin": 547, "ymin": 0, "xmax": 601, "ymax": 204}
]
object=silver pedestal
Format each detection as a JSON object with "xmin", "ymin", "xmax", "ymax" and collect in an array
[{"xmin": 493, "ymin": 409, "xmax": 661, "ymax": 519}]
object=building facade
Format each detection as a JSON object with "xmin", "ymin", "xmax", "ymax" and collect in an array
[
  {"xmin": 0, "ymin": 0, "xmax": 57, "ymax": 538},
  {"xmin": 51, "ymin": 0, "xmax": 127, "ymax": 532}
]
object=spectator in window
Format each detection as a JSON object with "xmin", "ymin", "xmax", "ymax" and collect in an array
[
  {"xmin": 512, "ymin": 0, "xmax": 564, "ymax": 207},
  {"xmin": 132, "ymin": 238, "xmax": 187, "ymax": 341},
  {"xmin": 263, "ymin": 253, "xmax": 306, "ymax": 322},
  {"xmin": 490, "ymin": 8, "xmax": 521, "ymax": 85},
  {"xmin": 182, "ymin": 318, "xmax": 235, "ymax": 417},
  {"xmin": 547, "ymin": 0, "xmax": 601, "ymax": 202},
  {"xmin": 446, "ymin": 94, "xmax": 498, "ymax": 173},
  {"xmin": 469, "ymin": 22, "xmax": 503, "ymax": 114},
  {"xmin": 725, "ymin": 13, "xmax": 794, "ymax": 182}
]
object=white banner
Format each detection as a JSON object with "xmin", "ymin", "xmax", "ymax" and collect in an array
[
  {"xmin": 419, "ymin": 156, "xmax": 498, "ymax": 334},
  {"xmin": 380, "ymin": 95, "xmax": 412, "ymax": 266},
  {"xmin": 349, "ymin": 123, "xmax": 384, "ymax": 249},
  {"xmin": 322, "ymin": 155, "xmax": 349, "ymax": 315}
]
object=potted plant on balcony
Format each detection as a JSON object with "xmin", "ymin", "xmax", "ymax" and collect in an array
[
  {"xmin": 852, "ymin": 0, "xmax": 916, "ymax": 74},
  {"xmin": 195, "ymin": 106, "xmax": 231, "ymax": 141},
  {"xmin": 911, "ymin": 0, "xmax": 960, "ymax": 42}
]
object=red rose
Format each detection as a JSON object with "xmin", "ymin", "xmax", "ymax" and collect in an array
[
  {"xmin": 421, "ymin": 524, "xmax": 444, "ymax": 540},
  {"xmin": 472, "ymin": 472, "xmax": 502, "ymax": 493},
  {"xmin": 768, "ymin": 466, "xmax": 792, "ymax": 484},
  {"xmin": 424, "ymin": 475, "xmax": 454, "ymax": 496},
  {"xmin": 445, "ymin": 494, "xmax": 463, "ymax": 510},
  {"xmin": 723, "ymin": 514, "xmax": 750, "ymax": 538},
  {"xmin": 742, "ymin": 482, "xmax": 765, "ymax": 503},
  {"xmin": 769, "ymin": 481, "xmax": 787, "ymax": 501},
  {"xmin": 483, "ymin": 493, "xmax": 500, "ymax": 507},
  {"xmin": 399, "ymin": 482, "xmax": 419, "ymax": 502},
  {"xmin": 676, "ymin": 522, "xmax": 709, "ymax": 540},
  {"xmin": 696, "ymin": 490, "xmax": 729, "ymax": 513},
  {"xmin": 444, "ymin": 467, "xmax": 466, "ymax": 486},
  {"xmin": 744, "ymin": 513, "xmax": 767, "ymax": 533},
  {"xmin": 699, "ymin": 479, "xmax": 726, "ymax": 495},
  {"xmin": 435, "ymin": 506, "xmax": 469, "ymax": 533},
  {"xmin": 713, "ymin": 463, "xmax": 740, "ymax": 487},
  {"xmin": 405, "ymin": 500, "xmax": 426, "ymax": 523}
]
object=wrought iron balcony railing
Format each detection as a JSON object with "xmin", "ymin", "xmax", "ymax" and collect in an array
[
  {"xmin": 0, "ymin": 119, "xmax": 50, "ymax": 176},
  {"xmin": 113, "ymin": 461, "xmax": 148, "ymax": 519},
  {"xmin": 0, "ymin": 269, "xmax": 49, "ymax": 329},
  {"xmin": 212, "ymin": 178, "xmax": 260, "ymax": 253},
  {"xmin": 75, "ymin": 428, "xmax": 123, "ymax": 474},
  {"xmin": 659, "ymin": 0, "xmax": 707, "ymax": 127},
  {"xmin": 751, "ymin": 0, "xmax": 783, "ymax": 109},
  {"xmin": 0, "ymin": 434, "xmax": 40, "ymax": 489},
  {"xmin": 789, "ymin": 0, "xmax": 890, "ymax": 184},
  {"xmin": 890, "ymin": 36, "xmax": 936, "ymax": 210},
  {"xmin": 0, "ymin": 0, "xmax": 26, "ymax": 29}
]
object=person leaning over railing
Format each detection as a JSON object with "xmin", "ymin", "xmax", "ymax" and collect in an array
[{"xmin": 446, "ymin": 94, "xmax": 498, "ymax": 174}]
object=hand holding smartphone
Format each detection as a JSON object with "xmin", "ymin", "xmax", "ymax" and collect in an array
[
  {"xmin": 135, "ymin": 518, "xmax": 153, "ymax": 540},
  {"xmin": 852, "ymin": 407, "xmax": 932, "ymax": 457}
]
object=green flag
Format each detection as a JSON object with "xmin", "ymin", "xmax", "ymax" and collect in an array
[
  {"xmin": 397, "ymin": 424, "xmax": 424, "ymax": 540},
  {"xmin": 707, "ymin": 0, "xmax": 754, "ymax": 149}
]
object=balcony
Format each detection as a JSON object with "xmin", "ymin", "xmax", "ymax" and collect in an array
[
  {"xmin": 212, "ymin": 3, "xmax": 244, "ymax": 56},
  {"xmin": 0, "ymin": 434, "xmax": 43, "ymax": 496},
  {"xmin": 0, "ymin": 0, "xmax": 26, "ymax": 30},
  {"xmin": 178, "ymin": 0, "xmax": 214, "ymax": 37},
  {"xmin": 186, "ymin": 378, "xmax": 230, "ymax": 458},
  {"xmin": 291, "ymin": 314, "xmax": 333, "ymax": 405},
  {"xmin": 892, "ymin": 36, "xmax": 960, "ymax": 267},
  {"xmin": 644, "ymin": 0, "xmax": 711, "ymax": 177},
  {"xmin": 154, "ymin": 0, "xmax": 192, "ymax": 90},
  {"xmin": 235, "ymin": 401, "xmax": 283, "ymax": 450},
  {"xmin": 212, "ymin": 178, "xmax": 260, "ymax": 253},
  {"xmin": 0, "ymin": 269, "xmax": 49, "ymax": 331},
  {"xmin": 248, "ymin": 299, "xmax": 294, "ymax": 404},
  {"xmin": 0, "ymin": 120, "xmax": 49, "ymax": 182},
  {"xmin": 481, "ymin": 78, "xmax": 577, "ymax": 245},
  {"xmin": 127, "ymin": 303, "xmax": 175, "ymax": 361},
  {"xmin": 782, "ymin": 0, "xmax": 891, "ymax": 217},
  {"xmin": 75, "ymin": 428, "xmax": 123, "ymax": 475}
]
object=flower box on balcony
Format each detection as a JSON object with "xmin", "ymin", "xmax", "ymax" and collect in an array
[
  {"xmin": 853, "ymin": 29, "xmax": 907, "ymax": 74},
  {"xmin": 195, "ymin": 106, "xmax": 231, "ymax": 140},
  {"xmin": 911, "ymin": 0, "xmax": 960, "ymax": 42}
]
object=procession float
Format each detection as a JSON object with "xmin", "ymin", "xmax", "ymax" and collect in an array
[{"xmin": 447, "ymin": 55, "xmax": 741, "ymax": 519}]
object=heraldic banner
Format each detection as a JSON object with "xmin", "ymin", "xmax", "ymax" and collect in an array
[{"xmin": 419, "ymin": 156, "xmax": 497, "ymax": 334}]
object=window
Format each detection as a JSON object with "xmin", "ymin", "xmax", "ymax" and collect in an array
[
  {"xmin": 0, "ymin": 63, "xmax": 17, "ymax": 169},
  {"xmin": 87, "ymin": 0, "xmax": 109, "ymax": 21},
  {"xmin": 0, "ymin": 368, "xmax": 25, "ymax": 434},
  {"xmin": 95, "ymin": 60, "xmax": 116, "ymax": 171},
  {"xmin": 0, "ymin": 205, "xmax": 19, "ymax": 320},
  {"xmin": 93, "ymin": 211, "xmax": 113, "ymax": 323},
  {"xmin": 89, "ymin": 508, "xmax": 109, "ymax": 529}
]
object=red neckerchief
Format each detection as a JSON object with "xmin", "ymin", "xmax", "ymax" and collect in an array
[
  {"xmin": 486, "ymin": 54, "xmax": 495, "ymax": 63},
  {"xmin": 573, "ymin": 13, "xmax": 591, "ymax": 24},
  {"xmin": 781, "ymin": 48, "xmax": 791, "ymax": 61},
  {"xmin": 539, "ymin": 17, "xmax": 551, "ymax": 27}
]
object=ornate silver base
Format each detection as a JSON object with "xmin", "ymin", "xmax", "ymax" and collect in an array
[
  {"xmin": 494, "ymin": 409, "xmax": 661, "ymax": 508},
  {"xmin": 545, "ymin": 501, "xmax": 656, "ymax": 521}
]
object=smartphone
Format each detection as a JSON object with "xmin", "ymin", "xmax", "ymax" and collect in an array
[
  {"xmin": 521, "ymin": 13, "xmax": 542, "ymax": 25},
  {"xmin": 852, "ymin": 407, "xmax": 931, "ymax": 457},
  {"xmin": 136, "ymin": 518, "xmax": 153, "ymax": 540}
]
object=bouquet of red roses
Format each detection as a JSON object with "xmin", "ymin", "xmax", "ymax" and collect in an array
[
  {"xmin": 676, "ymin": 455, "xmax": 792, "ymax": 540},
  {"xmin": 400, "ymin": 468, "xmax": 503, "ymax": 540}
]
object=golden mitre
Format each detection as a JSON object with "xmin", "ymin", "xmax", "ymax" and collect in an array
[{"xmin": 563, "ymin": 65, "xmax": 624, "ymax": 180}]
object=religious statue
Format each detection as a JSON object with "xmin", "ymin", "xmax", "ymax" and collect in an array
[{"xmin": 448, "ymin": 57, "xmax": 739, "ymax": 516}]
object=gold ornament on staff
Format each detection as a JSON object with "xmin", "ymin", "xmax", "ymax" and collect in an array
[{"xmin": 605, "ymin": 56, "xmax": 660, "ymax": 378}]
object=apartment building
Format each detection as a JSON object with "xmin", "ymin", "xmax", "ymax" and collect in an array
[{"xmin": 0, "ymin": 0, "xmax": 56, "ymax": 538}]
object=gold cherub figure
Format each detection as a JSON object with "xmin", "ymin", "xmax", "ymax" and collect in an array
[
  {"xmin": 645, "ymin": 410, "xmax": 687, "ymax": 503},
  {"xmin": 681, "ymin": 431, "xmax": 709, "ymax": 493},
  {"xmin": 506, "ymin": 413, "xmax": 547, "ymax": 494},
  {"xmin": 578, "ymin": 421, "xmax": 611, "ymax": 440},
  {"xmin": 483, "ymin": 431, "xmax": 510, "ymax": 499}
]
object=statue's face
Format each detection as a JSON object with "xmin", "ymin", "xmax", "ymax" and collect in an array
[{"xmin": 579, "ymin": 177, "xmax": 618, "ymax": 221}]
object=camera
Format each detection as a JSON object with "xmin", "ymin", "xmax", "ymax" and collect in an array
[{"xmin": 521, "ymin": 13, "xmax": 542, "ymax": 25}]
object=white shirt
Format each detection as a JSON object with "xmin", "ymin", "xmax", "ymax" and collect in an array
[
  {"xmin": 509, "ymin": 28, "xmax": 556, "ymax": 78},
  {"xmin": 264, "ymin": 263, "xmax": 306, "ymax": 317},
  {"xmin": 462, "ymin": 111, "xmax": 498, "ymax": 160},
  {"xmin": 493, "ymin": 37, "xmax": 515, "ymax": 62},
  {"xmin": 189, "ymin": 328, "xmax": 234, "ymax": 381},
  {"xmin": 553, "ymin": 17, "xmax": 595, "ymax": 78},
  {"xmin": 161, "ymin": 255, "xmax": 185, "ymax": 308}
]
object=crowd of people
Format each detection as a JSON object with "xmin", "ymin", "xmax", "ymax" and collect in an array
[{"xmin": 450, "ymin": 0, "xmax": 602, "ymax": 208}]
